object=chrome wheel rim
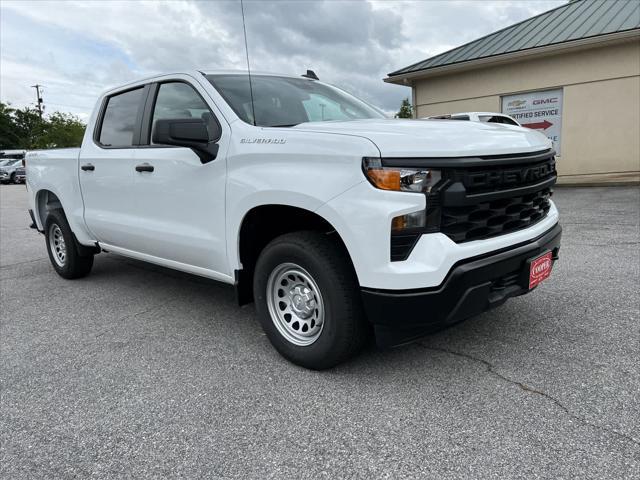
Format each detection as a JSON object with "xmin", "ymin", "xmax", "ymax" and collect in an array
[
  {"xmin": 266, "ymin": 263, "xmax": 325, "ymax": 346},
  {"xmin": 48, "ymin": 223, "xmax": 66, "ymax": 267}
]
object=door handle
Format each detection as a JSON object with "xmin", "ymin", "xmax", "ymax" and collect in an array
[
  {"xmin": 81, "ymin": 163, "xmax": 95, "ymax": 171},
  {"xmin": 135, "ymin": 163, "xmax": 154, "ymax": 172}
]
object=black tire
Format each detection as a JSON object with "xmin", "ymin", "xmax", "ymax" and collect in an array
[
  {"xmin": 253, "ymin": 231, "xmax": 369, "ymax": 369},
  {"xmin": 44, "ymin": 209, "xmax": 94, "ymax": 279},
  {"xmin": 9, "ymin": 173, "xmax": 16, "ymax": 184}
]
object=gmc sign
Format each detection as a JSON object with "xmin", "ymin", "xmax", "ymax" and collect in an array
[{"xmin": 532, "ymin": 97, "xmax": 559, "ymax": 105}]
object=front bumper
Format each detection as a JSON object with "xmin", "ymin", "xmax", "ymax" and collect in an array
[{"xmin": 362, "ymin": 223, "xmax": 561, "ymax": 347}]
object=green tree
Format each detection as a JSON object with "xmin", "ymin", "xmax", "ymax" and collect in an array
[
  {"xmin": 395, "ymin": 98, "xmax": 413, "ymax": 119},
  {"xmin": 0, "ymin": 102, "xmax": 86, "ymax": 150},
  {"xmin": 0, "ymin": 103, "xmax": 22, "ymax": 148},
  {"xmin": 10, "ymin": 107, "xmax": 45, "ymax": 149},
  {"xmin": 37, "ymin": 112, "xmax": 86, "ymax": 149}
]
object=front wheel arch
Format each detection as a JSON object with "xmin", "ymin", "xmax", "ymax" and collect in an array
[{"xmin": 235, "ymin": 204, "xmax": 356, "ymax": 305}]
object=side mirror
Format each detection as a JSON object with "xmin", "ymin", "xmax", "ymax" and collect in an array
[{"xmin": 152, "ymin": 118, "xmax": 221, "ymax": 164}]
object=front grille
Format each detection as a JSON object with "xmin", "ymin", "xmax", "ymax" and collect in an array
[
  {"xmin": 437, "ymin": 151, "xmax": 556, "ymax": 243},
  {"xmin": 441, "ymin": 188, "xmax": 552, "ymax": 242},
  {"xmin": 387, "ymin": 149, "xmax": 557, "ymax": 260}
]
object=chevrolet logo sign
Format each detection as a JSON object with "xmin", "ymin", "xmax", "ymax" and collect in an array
[{"xmin": 463, "ymin": 161, "xmax": 556, "ymax": 188}]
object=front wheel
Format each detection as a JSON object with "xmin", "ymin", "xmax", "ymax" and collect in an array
[
  {"xmin": 253, "ymin": 231, "xmax": 368, "ymax": 369},
  {"xmin": 45, "ymin": 210, "xmax": 94, "ymax": 279}
]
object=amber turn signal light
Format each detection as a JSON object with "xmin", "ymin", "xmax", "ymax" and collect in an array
[
  {"xmin": 367, "ymin": 168, "xmax": 401, "ymax": 191},
  {"xmin": 362, "ymin": 157, "xmax": 442, "ymax": 194}
]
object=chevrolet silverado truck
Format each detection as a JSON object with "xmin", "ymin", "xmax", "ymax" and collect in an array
[{"xmin": 26, "ymin": 71, "xmax": 561, "ymax": 369}]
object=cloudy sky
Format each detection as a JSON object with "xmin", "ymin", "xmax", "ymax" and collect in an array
[{"xmin": 1, "ymin": 0, "xmax": 563, "ymax": 119}]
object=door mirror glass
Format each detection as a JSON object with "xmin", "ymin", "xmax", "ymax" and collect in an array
[{"xmin": 152, "ymin": 118, "xmax": 220, "ymax": 163}]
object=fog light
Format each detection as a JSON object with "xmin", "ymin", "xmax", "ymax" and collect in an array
[{"xmin": 392, "ymin": 210, "xmax": 426, "ymax": 232}]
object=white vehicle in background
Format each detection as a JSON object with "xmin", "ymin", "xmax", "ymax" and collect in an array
[
  {"xmin": 427, "ymin": 112, "xmax": 521, "ymax": 126},
  {"xmin": 25, "ymin": 70, "xmax": 561, "ymax": 369},
  {"xmin": 0, "ymin": 151, "xmax": 26, "ymax": 184}
]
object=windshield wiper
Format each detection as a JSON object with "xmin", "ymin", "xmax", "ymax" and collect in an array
[{"xmin": 268, "ymin": 124, "xmax": 299, "ymax": 128}]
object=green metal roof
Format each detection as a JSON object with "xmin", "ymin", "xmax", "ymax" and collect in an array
[{"xmin": 388, "ymin": 0, "xmax": 640, "ymax": 78}]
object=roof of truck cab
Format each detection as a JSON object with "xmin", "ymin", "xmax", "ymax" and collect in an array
[
  {"xmin": 203, "ymin": 70, "xmax": 312, "ymax": 78},
  {"xmin": 100, "ymin": 70, "xmax": 317, "ymax": 96}
]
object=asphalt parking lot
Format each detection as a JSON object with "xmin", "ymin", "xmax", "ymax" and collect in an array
[{"xmin": 1, "ymin": 184, "xmax": 638, "ymax": 479}]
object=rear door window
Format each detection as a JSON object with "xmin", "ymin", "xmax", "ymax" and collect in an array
[{"xmin": 98, "ymin": 87, "xmax": 145, "ymax": 147}]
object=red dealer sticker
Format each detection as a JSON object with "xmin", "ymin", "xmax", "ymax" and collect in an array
[{"xmin": 529, "ymin": 251, "xmax": 553, "ymax": 289}]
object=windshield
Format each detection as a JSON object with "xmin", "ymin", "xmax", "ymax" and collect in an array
[
  {"xmin": 206, "ymin": 74, "xmax": 385, "ymax": 127},
  {"xmin": 0, "ymin": 154, "xmax": 24, "ymax": 162}
]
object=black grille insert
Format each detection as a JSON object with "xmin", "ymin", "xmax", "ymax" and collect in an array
[{"xmin": 441, "ymin": 188, "xmax": 552, "ymax": 242}]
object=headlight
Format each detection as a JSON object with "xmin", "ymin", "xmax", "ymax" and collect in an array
[{"xmin": 362, "ymin": 157, "xmax": 441, "ymax": 193}]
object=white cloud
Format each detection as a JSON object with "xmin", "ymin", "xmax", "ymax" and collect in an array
[{"xmin": 0, "ymin": 0, "xmax": 564, "ymax": 118}]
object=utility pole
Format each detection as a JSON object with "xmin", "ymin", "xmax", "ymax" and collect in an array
[{"xmin": 31, "ymin": 84, "xmax": 44, "ymax": 118}]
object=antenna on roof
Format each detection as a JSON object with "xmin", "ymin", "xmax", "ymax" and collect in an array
[
  {"xmin": 302, "ymin": 70, "xmax": 319, "ymax": 80},
  {"xmin": 240, "ymin": 0, "xmax": 257, "ymax": 126}
]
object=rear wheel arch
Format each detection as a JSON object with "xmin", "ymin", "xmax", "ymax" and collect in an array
[
  {"xmin": 35, "ymin": 189, "xmax": 64, "ymax": 228},
  {"xmin": 35, "ymin": 189, "xmax": 99, "ymax": 257},
  {"xmin": 235, "ymin": 204, "xmax": 356, "ymax": 305}
]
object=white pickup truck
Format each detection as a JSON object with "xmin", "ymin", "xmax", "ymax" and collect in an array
[{"xmin": 26, "ymin": 71, "xmax": 561, "ymax": 369}]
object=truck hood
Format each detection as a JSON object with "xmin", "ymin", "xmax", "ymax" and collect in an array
[{"xmin": 293, "ymin": 119, "xmax": 551, "ymax": 157}]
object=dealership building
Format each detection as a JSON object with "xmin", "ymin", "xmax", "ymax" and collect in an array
[{"xmin": 386, "ymin": 0, "xmax": 640, "ymax": 184}]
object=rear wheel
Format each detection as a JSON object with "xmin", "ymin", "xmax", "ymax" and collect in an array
[
  {"xmin": 45, "ymin": 210, "xmax": 94, "ymax": 279},
  {"xmin": 253, "ymin": 231, "xmax": 368, "ymax": 369}
]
